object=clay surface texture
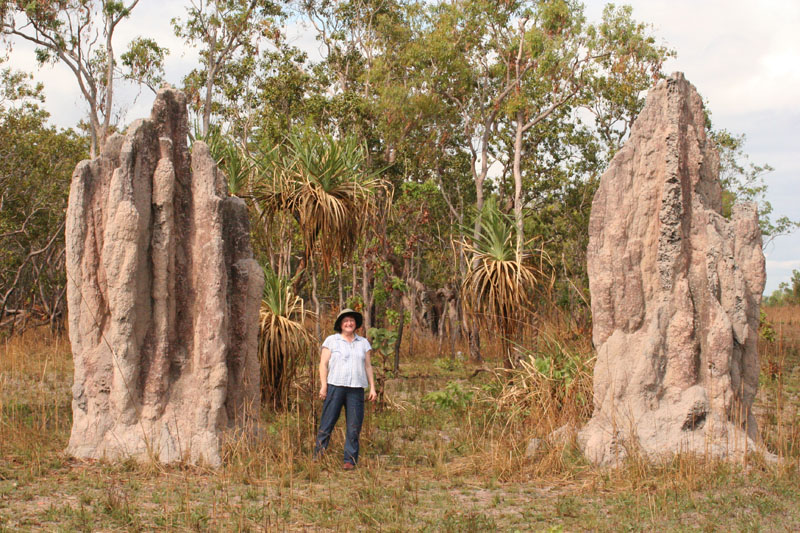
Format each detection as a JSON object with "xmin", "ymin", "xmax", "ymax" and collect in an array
[
  {"xmin": 579, "ymin": 73, "xmax": 767, "ymax": 464},
  {"xmin": 65, "ymin": 88, "xmax": 263, "ymax": 466}
]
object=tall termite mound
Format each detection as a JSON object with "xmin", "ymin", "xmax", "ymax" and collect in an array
[
  {"xmin": 579, "ymin": 73, "xmax": 767, "ymax": 464},
  {"xmin": 65, "ymin": 88, "xmax": 264, "ymax": 466}
]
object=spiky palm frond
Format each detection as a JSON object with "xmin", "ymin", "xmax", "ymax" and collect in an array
[
  {"xmin": 461, "ymin": 199, "xmax": 540, "ymax": 366},
  {"xmin": 219, "ymin": 142, "xmax": 252, "ymax": 196},
  {"xmin": 288, "ymin": 131, "xmax": 366, "ymax": 191},
  {"xmin": 470, "ymin": 197, "xmax": 518, "ymax": 262},
  {"xmin": 286, "ymin": 129, "xmax": 390, "ymax": 269},
  {"xmin": 258, "ymin": 267, "xmax": 314, "ymax": 409},
  {"xmin": 202, "ymin": 127, "xmax": 252, "ymax": 196},
  {"xmin": 462, "ymin": 253, "xmax": 538, "ymax": 334},
  {"xmin": 252, "ymin": 143, "xmax": 291, "ymax": 218}
]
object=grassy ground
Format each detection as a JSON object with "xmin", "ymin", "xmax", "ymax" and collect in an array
[{"xmin": 1, "ymin": 307, "xmax": 799, "ymax": 532}]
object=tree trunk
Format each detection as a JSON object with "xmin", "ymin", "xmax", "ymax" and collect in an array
[
  {"xmin": 468, "ymin": 323, "xmax": 481, "ymax": 362},
  {"xmin": 351, "ymin": 261, "xmax": 358, "ymax": 304},
  {"xmin": 202, "ymin": 29, "xmax": 218, "ymax": 137},
  {"xmin": 102, "ymin": 13, "xmax": 115, "ymax": 156},
  {"xmin": 361, "ymin": 256, "xmax": 373, "ymax": 330},
  {"xmin": 446, "ymin": 285, "xmax": 460, "ymax": 358},
  {"xmin": 503, "ymin": 338, "xmax": 513, "ymax": 369},
  {"xmin": 311, "ymin": 257, "xmax": 321, "ymax": 341},
  {"xmin": 513, "ymin": 110, "xmax": 525, "ymax": 253},
  {"xmin": 438, "ymin": 295, "xmax": 448, "ymax": 358},
  {"xmin": 392, "ymin": 256, "xmax": 410, "ymax": 371},
  {"xmin": 337, "ymin": 263, "xmax": 344, "ymax": 309},
  {"xmin": 393, "ymin": 302, "xmax": 404, "ymax": 373}
]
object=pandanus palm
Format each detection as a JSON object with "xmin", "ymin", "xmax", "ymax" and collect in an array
[
  {"xmin": 258, "ymin": 267, "xmax": 315, "ymax": 409},
  {"xmin": 461, "ymin": 199, "xmax": 540, "ymax": 369},
  {"xmin": 256, "ymin": 129, "xmax": 388, "ymax": 272},
  {"xmin": 254, "ymin": 129, "xmax": 390, "ymax": 388}
]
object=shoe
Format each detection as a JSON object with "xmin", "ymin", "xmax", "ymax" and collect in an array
[{"xmin": 343, "ymin": 462, "xmax": 355, "ymax": 470}]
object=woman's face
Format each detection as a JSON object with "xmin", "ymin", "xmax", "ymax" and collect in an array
[{"xmin": 341, "ymin": 317, "xmax": 357, "ymax": 333}]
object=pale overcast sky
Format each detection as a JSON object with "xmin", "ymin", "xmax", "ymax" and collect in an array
[{"xmin": 5, "ymin": 0, "xmax": 798, "ymax": 294}]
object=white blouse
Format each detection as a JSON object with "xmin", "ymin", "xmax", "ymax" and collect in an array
[{"xmin": 322, "ymin": 333, "xmax": 372, "ymax": 389}]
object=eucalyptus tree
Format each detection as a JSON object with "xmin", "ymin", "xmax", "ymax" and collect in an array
[
  {"xmin": 173, "ymin": 0, "xmax": 284, "ymax": 138},
  {"xmin": 506, "ymin": 4, "xmax": 670, "ymax": 253},
  {"xmin": 484, "ymin": 3, "xmax": 671, "ymax": 311},
  {"xmin": 712, "ymin": 129, "xmax": 800, "ymax": 245},
  {"xmin": 421, "ymin": 0, "xmax": 670, "ymax": 248},
  {"xmin": 300, "ymin": 0, "xmax": 432, "ymax": 333},
  {"xmin": 398, "ymin": 0, "xmax": 671, "ymax": 359},
  {"xmin": 0, "ymin": 0, "xmax": 166, "ymax": 156}
]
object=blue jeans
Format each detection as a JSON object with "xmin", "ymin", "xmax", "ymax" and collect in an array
[{"xmin": 314, "ymin": 384, "xmax": 365, "ymax": 465}]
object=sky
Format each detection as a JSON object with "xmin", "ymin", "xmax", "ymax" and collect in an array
[{"xmin": 4, "ymin": 0, "xmax": 798, "ymax": 294}]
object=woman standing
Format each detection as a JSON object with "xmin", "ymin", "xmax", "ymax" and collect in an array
[{"xmin": 314, "ymin": 308, "xmax": 377, "ymax": 469}]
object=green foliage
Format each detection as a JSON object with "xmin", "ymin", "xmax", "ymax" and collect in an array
[
  {"xmin": 0, "ymin": 68, "xmax": 88, "ymax": 331},
  {"xmin": 764, "ymin": 269, "xmax": 800, "ymax": 307},
  {"xmin": 433, "ymin": 356, "xmax": 464, "ymax": 373},
  {"xmin": 367, "ymin": 326, "xmax": 398, "ymax": 359},
  {"xmin": 287, "ymin": 129, "xmax": 370, "ymax": 191},
  {"xmin": 468, "ymin": 198, "xmax": 516, "ymax": 261},
  {"xmin": 423, "ymin": 381, "xmax": 473, "ymax": 410},
  {"xmin": 346, "ymin": 294, "xmax": 364, "ymax": 311},
  {"xmin": 261, "ymin": 266, "xmax": 298, "ymax": 317},
  {"xmin": 120, "ymin": 37, "xmax": 168, "ymax": 92},
  {"xmin": 367, "ymin": 326, "xmax": 397, "ymax": 382},
  {"xmin": 713, "ymin": 130, "xmax": 799, "ymax": 243},
  {"xmin": 1, "ymin": 0, "xmax": 149, "ymax": 155},
  {"xmin": 462, "ymin": 198, "xmax": 540, "ymax": 366},
  {"xmin": 201, "ymin": 126, "xmax": 252, "ymax": 196},
  {"xmin": 254, "ymin": 127, "xmax": 390, "ymax": 271},
  {"xmin": 589, "ymin": 4, "xmax": 674, "ymax": 157},
  {"xmin": 1, "ymin": 0, "xmax": 793, "ymax": 345},
  {"xmin": 172, "ymin": 0, "xmax": 285, "ymax": 136},
  {"xmin": 0, "ymin": 68, "xmax": 43, "ymax": 109},
  {"xmin": 759, "ymin": 310, "xmax": 777, "ymax": 343},
  {"xmin": 528, "ymin": 346, "xmax": 581, "ymax": 387}
]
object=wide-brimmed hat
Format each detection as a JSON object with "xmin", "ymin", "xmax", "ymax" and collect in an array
[{"xmin": 333, "ymin": 308, "xmax": 363, "ymax": 332}]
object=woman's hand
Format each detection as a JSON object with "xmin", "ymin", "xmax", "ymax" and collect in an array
[
  {"xmin": 365, "ymin": 350, "xmax": 377, "ymax": 402},
  {"xmin": 319, "ymin": 347, "xmax": 331, "ymax": 400}
]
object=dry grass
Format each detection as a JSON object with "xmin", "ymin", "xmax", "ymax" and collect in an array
[
  {"xmin": 0, "ymin": 329, "xmax": 72, "ymax": 475},
  {"xmin": 757, "ymin": 305, "xmax": 800, "ymax": 459},
  {"xmin": 1, "ymin": 307, "xmax": 799, "ymax": 531}
]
